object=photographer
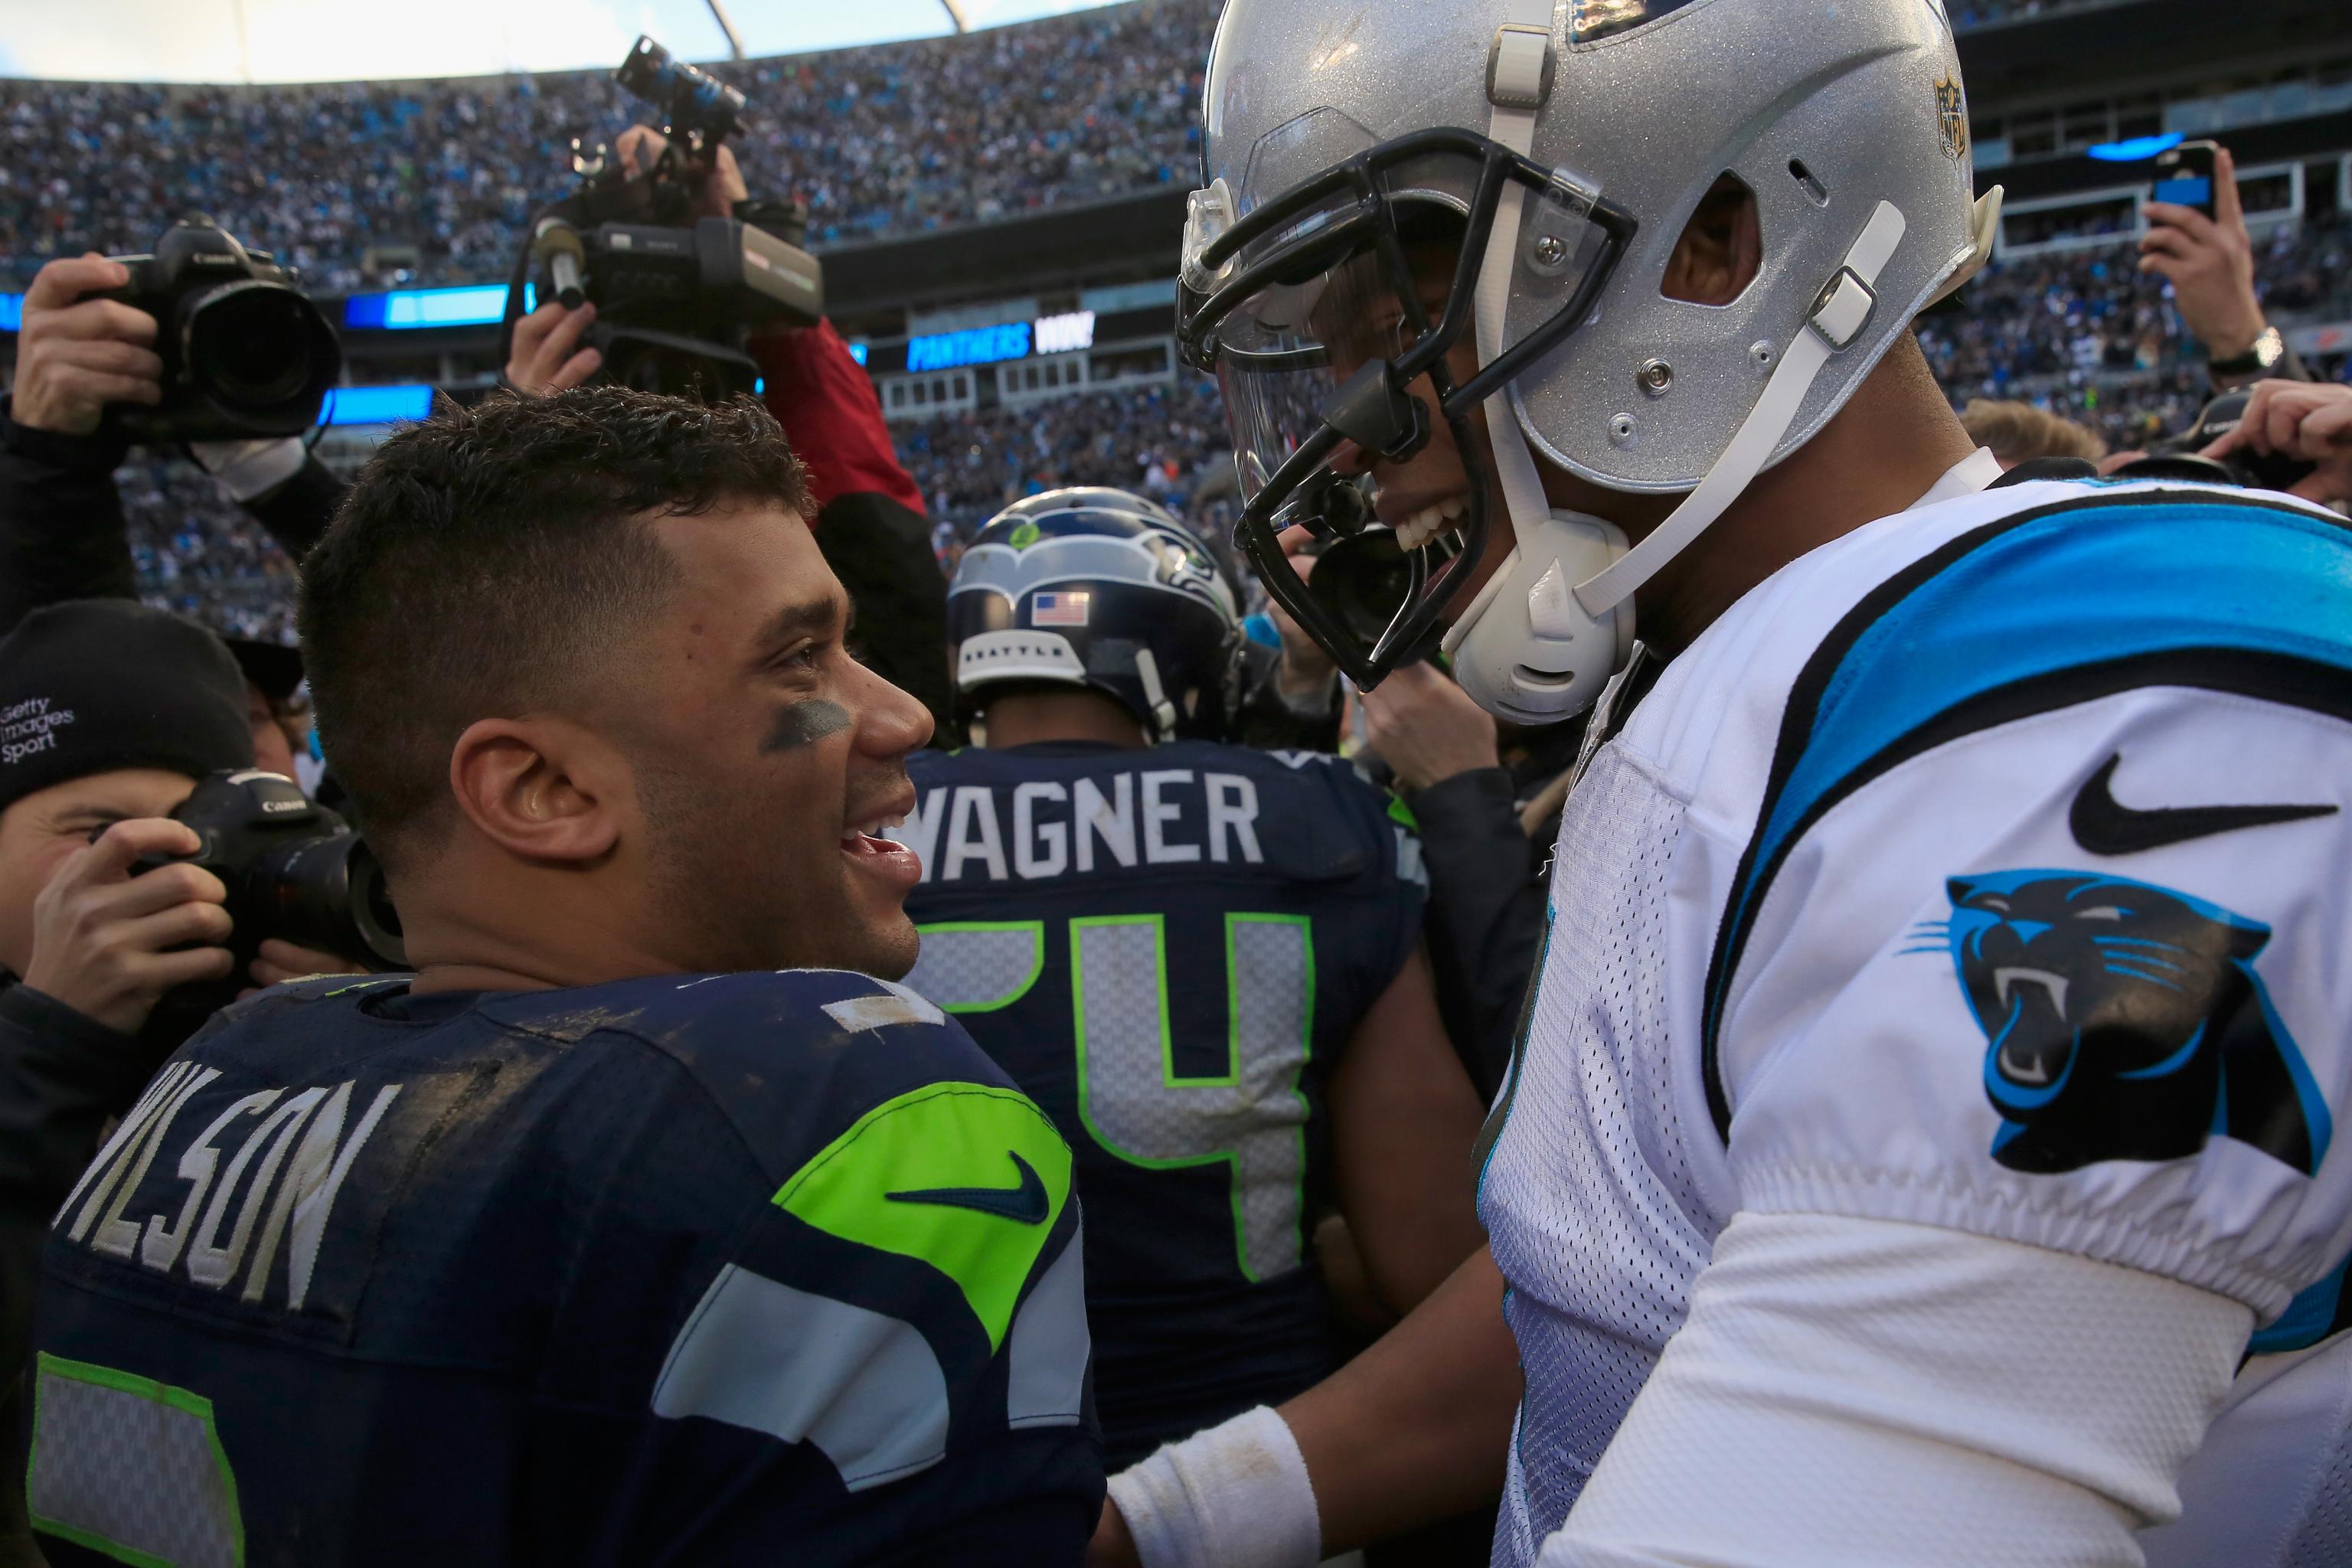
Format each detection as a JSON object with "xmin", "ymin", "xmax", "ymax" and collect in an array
[
  {"xmin": 0, "ymin": 599, "xmax": 351, "ymax": 1554},
  {"xmin": 506, "ymin": 128, "xmax": 957, "ymax": 736},
  {"xmin": 0, "ymin": 253, "xmax": 351, "ymax": 766},
  {"xmin": 2138, "ymin": 143, "xmax": 2313, "ymax": 392}
]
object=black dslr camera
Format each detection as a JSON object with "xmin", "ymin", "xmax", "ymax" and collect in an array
[
  {"xmin": 1279, "ymin": 472, "xmax": 1456, "ymax": 665},
  {"xmin": 130, "ymin": 771, "xmax": 407, "ymax": 1011},
  {"xmin": 2109, "ymin": 389, "xmax": 2318, "ymax": 492},
  {"xmin": 517, "ymin": 36, "xmax": 824, "ymax": 402},
  {"xmin": 92, "ymin": 217, "xmax": 343, "ymax": 441}
]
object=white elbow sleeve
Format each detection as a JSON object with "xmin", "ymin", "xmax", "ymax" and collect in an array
[{"xmin": 1541, "ymin": 1211, "xmax": 2253, "ymax": 1568}]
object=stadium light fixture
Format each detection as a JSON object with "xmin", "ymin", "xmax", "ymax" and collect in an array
[
  {"xmin": 321, "ymin": 384, "xmax": 436, "ymax": 426},
  {"xmin": 2087, "ymin": 132, "xmax": 2184, "ymax": 162},
  {"xmin": 706, "ymin": 0, "xmax": 746, "ymax": 60}
]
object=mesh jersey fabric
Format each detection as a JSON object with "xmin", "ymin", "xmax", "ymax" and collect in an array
[
  {"xmin": 893, "ymin": 739, "xmax": 1425, "ymax": 1465},
  {"xmin": 32, "ymin": 970, "xmax": 1101, "ymax": 1566},
  {"xmin": 1478, "ymin": 471, "xmax": 2352, "ymax": 1567}
]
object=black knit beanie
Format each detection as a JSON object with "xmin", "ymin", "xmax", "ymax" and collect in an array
[{"xmin": 0, "ymin": 599, "xmax": 255, "ymax": 817}]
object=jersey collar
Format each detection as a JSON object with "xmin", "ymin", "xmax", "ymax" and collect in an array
[{"xmin": 1909, "ymin": 447, "xmax": 2004, "ymax": 511}]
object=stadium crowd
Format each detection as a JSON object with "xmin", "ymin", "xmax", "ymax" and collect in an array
[
  {"xmin": 5, "ymin": 2, "xmax": 2352, "ymax": 1564},
  {"xmin": 4, "ymin": 0, "xmax": 2137, "ymax": 292},
  {"xmin": 107, "ymin": 197, "xmax": 2352, "ymax": 626},
  {"xmin": 0, "ymin": 0, "xmax": 1216, "ymax": 292}
]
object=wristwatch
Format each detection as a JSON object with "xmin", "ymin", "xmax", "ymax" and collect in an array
[{"xmin": 2210, "ymin": 324, "xmax": 2285, "ymax": 381}]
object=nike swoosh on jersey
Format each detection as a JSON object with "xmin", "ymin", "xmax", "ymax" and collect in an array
[
  {"xmin": 887, "ymin": 1151, "xmax": 1050, "ymax": 1224},
  {"xmin": 2069, "ymin": 753, "xmax": 2337, "ymax": 854}
]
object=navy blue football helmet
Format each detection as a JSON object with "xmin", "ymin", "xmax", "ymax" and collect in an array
[{"xmin": 949, "ymin": 488, "xmax": 1244, "ymax": 743}]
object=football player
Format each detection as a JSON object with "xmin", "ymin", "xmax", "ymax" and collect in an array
[
  {"xmin": 1098, "ymin": 2, "xmax": 2352, "ymax": 1566},
  {"xmin": 30, "ymin": 390, "xmax": 1100, "ymax": 1564},
  {"xmin": 893, "ymin": 487, "xmax": 1488, "ymax": 1469}
]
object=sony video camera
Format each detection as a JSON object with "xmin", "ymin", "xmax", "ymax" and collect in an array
[
  {"xmin": 519, "ymin": 36, "xmax": 824, "ymax": 401},
  {"xmin": 2109, "ymin": 389, "xmax": 2318, "ymax": 492},
  {"xmin": 92, "ymin": 217, "xmax": 343, "ymax": 442},
  {"xmin": 129, "ymin": 770, "xmax": 407, "ymax": 1015}
]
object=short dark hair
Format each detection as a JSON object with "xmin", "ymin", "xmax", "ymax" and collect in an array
[{"xmin": 299, "ymin": 387, "xmax": 811, "ymax": 865}]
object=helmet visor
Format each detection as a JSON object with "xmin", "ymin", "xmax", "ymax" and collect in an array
[{"xmin": 1181, "ymin": 126, "xmax": 1629, "ymax": 685}]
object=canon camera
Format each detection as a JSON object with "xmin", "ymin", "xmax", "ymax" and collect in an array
[
  {"xmin": 128, "ymin": 770, "xmax": 407, "ymax": 1014},
  {"xmin": 93, "ymin": 217, "xmax": 343, "ymax": 442},
  {"xmin": 2110, "ymin": 389, "xmax": 2319, "ymax": 492}
]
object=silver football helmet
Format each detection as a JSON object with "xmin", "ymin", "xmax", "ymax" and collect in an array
[{"xmin": 1181, "ymin": 0, "xmax": 2001, "ymax": 720}]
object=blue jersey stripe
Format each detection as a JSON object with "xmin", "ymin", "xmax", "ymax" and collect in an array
[{"xmin": 1702, "ymin": 490, "xmax": 2352, "ymax": 1138}]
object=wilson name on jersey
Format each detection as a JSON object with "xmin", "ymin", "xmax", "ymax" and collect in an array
[
  {"xmin": 893, "ymin": 740, "xmax": 1424, "ymax": 1463},
  {"xmin": 1477, "ymin": 475, "xmax": 2352, "ymax": 1568},
  {"xmin": 34, "ymin": 970, "xmax": 1099, "ymax": 1567}
]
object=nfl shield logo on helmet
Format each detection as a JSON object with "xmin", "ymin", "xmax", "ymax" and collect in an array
[{"xmin": 1934, "ymin": 74, "xmax": 1968, "ymax": 162}]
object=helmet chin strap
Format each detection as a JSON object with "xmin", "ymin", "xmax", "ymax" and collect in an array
[
  {"xmin": 1468, "ymin": 0, "xmax": 1579, "ymax": 584},
  {"xmin": 1446, "ymin": 0, "xmax": 1910, "ymax": 721},
  {"xmin": 1572, "ymin": 199, "xmax": 1908, "ymax": 616},
  {"xmin": 1134, "ymin": 646, "xmax": 1178, "ymax": 743}
]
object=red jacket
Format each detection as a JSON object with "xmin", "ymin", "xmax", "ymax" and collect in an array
[{"xmin": 753, "ymin": 319, "xmax": 925, "ymax": 518}]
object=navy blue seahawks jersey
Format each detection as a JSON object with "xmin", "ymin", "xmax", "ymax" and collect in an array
[
  {"xmin": 32, "ymin": 969, "xmax": 1099, "ymax": 1566},
  {"xmin": 891, "ymin": 740, "xmax": 1426, "ymax": 1463}
]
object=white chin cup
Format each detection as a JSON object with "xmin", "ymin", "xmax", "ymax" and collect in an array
[{"xmin": 1442, "ymin": 511, "xmax": 1633, "ymax": 725}]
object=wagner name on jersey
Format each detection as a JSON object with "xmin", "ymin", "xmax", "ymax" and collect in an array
[
  {"xmin": 1478, "ymin": 462, "xmax": 2352, "ymax": 1568},
  {"xmin": 890, "ymin": 739, "xmax": 1426, "ymax": 1463},
  {"xmin": 32, "ymin": 969, "xmax": 1099, "ymax": 1566}
]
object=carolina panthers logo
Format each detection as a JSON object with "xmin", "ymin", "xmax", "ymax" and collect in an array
[{"xmin": 1916, "ymin": 870, "xmax": 2328, "ymax": 1177}]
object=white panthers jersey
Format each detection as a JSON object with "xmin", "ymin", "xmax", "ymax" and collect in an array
[{"xmin": 1479, "ymin": 455, "xmax": 2352, "ymax": 1566}]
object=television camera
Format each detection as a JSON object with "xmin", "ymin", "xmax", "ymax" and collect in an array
[{"xmin": 511, "ymin": 36, "xmax": 825, "ymax": 402}]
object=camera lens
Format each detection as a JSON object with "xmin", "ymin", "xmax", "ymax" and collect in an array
[
  {"xmin": 251, "ymin": 831, "xmax": 406, "ymax": 971},
  {"xmin": 347, "ymin": 842, "xmax": 407, "ymax": 970},
  {"xmin": 185, "ymin": 280, "xmax": 341, "ymax": 424}
]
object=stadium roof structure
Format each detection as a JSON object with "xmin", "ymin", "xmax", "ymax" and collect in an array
[{"xmin": 0, "ymin": 0, "xmax": 1131, "ymax": 85}]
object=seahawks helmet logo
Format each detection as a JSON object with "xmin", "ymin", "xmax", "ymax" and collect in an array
[{"xmin": 1915, "ymin": 871, "xmax": 2328, "ymax": 1176}]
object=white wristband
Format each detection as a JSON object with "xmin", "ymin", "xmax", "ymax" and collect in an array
[
  {"xmin": 1106, "ymin": 1404, "xmax": 1322, "ymax": 1568},
  {"xmin": 188, "ymin": 436, "xmax": 306, "ymax": 502}
]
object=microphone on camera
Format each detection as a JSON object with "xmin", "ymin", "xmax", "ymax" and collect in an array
[{"xmin": 532, "ymin": 216, "xmax": 587, "ymax": 309}]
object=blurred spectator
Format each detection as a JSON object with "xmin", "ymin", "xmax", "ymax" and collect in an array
[
  {"xmin": 1959, "ymin": 397, "xmax": 2109, "ymax": 469},
  {"xmin": 90, "ymin": 193, "xmax": 2352, "ymax": 647},
  {"xmin": 896, "ymin": 377, "xmax": 1232, "ymax": 537},
  {"xmin": 1916, "ymin": 211, "xmax": 2352, "ymax": 452}
]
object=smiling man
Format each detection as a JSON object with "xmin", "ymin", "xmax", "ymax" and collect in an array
[{"xmin": 28, "ymin": 389, "xmax": 1102, "ymax": 1565}]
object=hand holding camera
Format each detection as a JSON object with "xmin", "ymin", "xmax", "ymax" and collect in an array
[
  {"xmin": 13, "ymin": 221, "xmax": 340, "ymax": 443},
  {"xmin": 2203, "ymin": 380, "xmax": 2352, "ymax": 506},
  {"xmin": 1267, "ymin": 530, "xmax": 1341, "ymax": 704},
  {"xmin": 504, "ymin": 298, "xmax": 602, "ymax": 397},
  {"xmin": 10, "ymin": 255, "xmax": 164, "ymax": 436},
  {"xmin": 611, "ymin": 123, "xmax": 749, "ymax": 219},
  {"xmin": 21, "ymin": 819, "xmax": 234, "ymax": 1034},
  {"xmin": 1360, "ymin": 658, "xmax": 1499, "ymax": 794}
]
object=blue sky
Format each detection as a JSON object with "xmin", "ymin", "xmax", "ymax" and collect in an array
[{"xmin": 0, "ymin": 0, "xmax": 1131, "ymax": 83}]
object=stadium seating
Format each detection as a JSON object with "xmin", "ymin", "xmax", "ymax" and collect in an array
[{"xmin": 2, "ymin": 0, "xmax": 2132, "ymax": 292}]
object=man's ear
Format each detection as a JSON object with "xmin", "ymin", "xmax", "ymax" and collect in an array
[
  {"xmin": 447, "ymin": 715, "xmax": 623, "ymax": 865},
  {"xmin": 1661, "ymin": 173, "xmax": 1762, "ymax": 307}
]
